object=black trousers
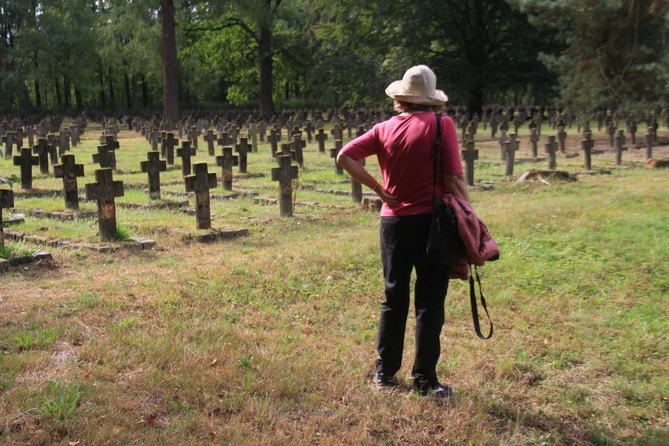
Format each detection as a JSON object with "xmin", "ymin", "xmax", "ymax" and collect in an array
[{"xmin": 377, "ymin": 213, "xmax": 450, "ymax": 381}]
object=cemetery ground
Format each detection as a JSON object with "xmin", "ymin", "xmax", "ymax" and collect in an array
[{"xmin": 0, "ymin": 121, "xmax": 668, "ymax": 445}]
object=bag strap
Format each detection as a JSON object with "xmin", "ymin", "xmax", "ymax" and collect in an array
[
  {"xmin": 432, "ymin": 113, "xmax": 442, "ymax": 201},
  {"xmin": 469, "ymin": 264, "xmax": 493, "ymax": 339}
]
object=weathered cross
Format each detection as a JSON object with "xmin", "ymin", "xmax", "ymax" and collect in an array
[
  {"xmin": 498, "ymin": 130, "xmax": 509, "ymax": 161},
  {"xmin": 177, "ymin": 141, "xmax": 197, "ymax": 176},
  {"xmin": 184, "ymin": 162, "xmax": 217, "ymax": 229},
  {"xmin": 235, "ymin": 137, "xmax": 251, "ymax": 173},
  {"xmin": 33, "ymin": 138, "xmax": 52, "ymax": 174},
  {"xmin": 645, "ymin": 132, "xmax": 653, "ymax": 160},
  {"xmin": 85, "ymin": 168, "xmax": 125, "ymax": 241},
  {"xmin": 93, "ymin": 144, "xmax": 116, "ymax": 170},
  {"xmin": 290, "ymin": 134, "xmax": 306, "ymax": 167},
  {"xmin": 504, "ymin": 138, "xmax": 519, "ymax": 176},
  {"xmin": 581, "ymin": 132, "xmax": 594, "ymax": 171},
  {"xmin": 529, "ymin": 128, "xmax": 540, "ymax": 160},
  {"xmin": 101, "ymin": 135, "xmax": 120, "ymax": 152},
  {"xmin": 203, "ymin": 129, "xmax": 217, "ymax": 156},
  {"xmin": 140, "ymin": 151, "xmax": 167, "ymax": 199},
  {"xmin": 216, "ymin": 147, "xmax": 239, "ymax": 191},
  {"xmin": 54, "ymin": 153, "xmax": 85, "ymax": 210},
  {"xmin": 0, "ymin": 187, "xmax": 15, "ymax": 249},
  {"xmin": 545, "ymin": 135, "xmax": 557, "ymax": 170},
  {"xmin": 331, "ymin": 125, "xmax": 343, "ymax": 141},
  {"xmin": 614, "ymin": 130, "xmax": 627, "ymax": 165},
  {"xmin": 461, "ymin": 138, "xmax": 478, "ymax": 186},
  {"xmin": 2, "ymin": 131, "xmax": 14, "ymax": 159},
  {"xmin": 13, "ymin": 147, "xmax": 39, "ymax": 190},
  {"xmin": 271, "ymin": 154, "xmax": 299, "ymax": 217},
  {"xmin": 162, "ymin": 132, "xmax": 178, "ymax": 166},
  {"xmin": 59, "ymin": 130, "xmax": 71, "ymax": 155},
  {"xmin": 330, "ymin": 140, "xmax": 344, "ymax": 175},
  {"xmin": 248, "ymin": 124, "xmax": 259, "ymax": 153},
  {"xmin": 350, "ymin": 158, "xmax": 366, "ymax": 204},
  {"xmin": 47, "ymin": 134, "xmax": 60, "ymax": 165},
  {"xmin": 607, "ymin": 122, "xmax": 616, "ymax": 148},
  {"xmin": 268, "ymin": 129, "xmax": 279, "ymax": 158},
  {"xmin": 315, "ymin": 129, "xmax": 328, "ymax": 153},
  {"xmin": 557, "ymin": 126, "xmax": 567, "ymax": 153}
]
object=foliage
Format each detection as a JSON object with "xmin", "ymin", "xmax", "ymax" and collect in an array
[{"xmin": 36, "ymin": 381, "xmax": 81, "ymax": 423}]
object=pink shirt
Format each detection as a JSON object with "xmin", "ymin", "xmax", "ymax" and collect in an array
[{"xmin": 340, "ymin": 112, "xmax": 463, "ymax": 216}]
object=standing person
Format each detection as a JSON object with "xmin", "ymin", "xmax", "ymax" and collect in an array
[{"xmin": 337, "ymin": 65, "xmax": 470, "ymax": 398}]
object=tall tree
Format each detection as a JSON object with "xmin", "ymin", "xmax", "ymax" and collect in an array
[
  {"xmin": 161, "ymin": 0, "xmax": 179, "ymax": 126},
  {"xmin": 513, "ymin": 0, "xmax": 669, "ymax": 110}
]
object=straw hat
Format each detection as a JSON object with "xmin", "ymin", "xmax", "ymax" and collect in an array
[{"xmin": 385, "ymin": 65, "xmax": 448, "ymax": 105}]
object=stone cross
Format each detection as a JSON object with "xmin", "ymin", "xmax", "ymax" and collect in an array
[
  {"xmin": 235, "ymin": 138, "xmax": 251, "ymax": 173},
  {"xmin": 277, "ymin": 143, "xmax": 296, "ymax": 162},
  {"xmin": 93, "ymin": 144, "xmax": 116, "ymax": 170},
  {"xmin": 268, "ymin": 129, "xmax": 279, "ymax": 158},
  {"xmin": 85, "ymin": 168, "xmax": 124, "ymax": 241},
  {"xmin": 331, "ymin": 125, "xmax": 343, "ymax": 141},
  {"xmin": 217, "ymin": 131, "xmax": 232, "ymax": 148},
  {"xmin": 490, "ymin": 115, "xmax": 498, "ymax": 138},
  {"xmin": 2, "ymin": 131, "xmax": 14, "ymax": 159},
  {"xmin": 614, "ymin": 130, "xmax": 626, "ymax": 165},
  {"xmin": 54, "ymin": 154, "xmax": 84, "ymax": 210},
  {"xmin": 203, "ymin": 130, "xmax": 217, "ymax": 156},
  {"xmin": 305, "ymin": 121, "xmax": 313, "ymax": 143},
  {"xmin": 315, "ymin": 129, "xmax": 328, "ymax": 153},
  {"xmin": 461, "ymin": 138, "xmax": 478, "ymax": 186},
  {"xmin": 258, "ymin": 122, "xmax": 267, "ymax": 142},
  {"xmin": 498, "ymin": 130, "xmax": 508, "ymax": 160},
  {"xmin": 59, "ymin": 130, "xmax": 71, "ymax": 154},
  {"xmin": 545, "ymin": 136, "xmax": 557, "ymax": 170},
  {"xmin": 271, "ymin": 155, "xmax": 299, "ymax": 217},
  {"xmin": 47, "ymin": 134, "xmax": 60, "ymax": 164},
  {"xmin": 188, "ymin": 126, "xmax": 199, "ymax": 150},
  {"xmin": 184, "ymin": 162, "xmax": 217, "ymax": 229},
  {"xmin": 248, "ymin": 124, "xmax": 259, "ymax": 153},
  {"xmin": 216, "ymin": 147, "xmax": 238, "ymax": 191},
  {"xmin": 529, "ymin": 128, "xmax": 540, "ymax": 160},
  {"xmin": 557, "ymin": 126, "xmax": 567, "ymax": 153},
  {"xmin": 0, "ymin": 187, "xmax": 15, "ymax": 249},
  {"xmin": 177, "ymin": 141, "xmax": 197, "ymax": 176},
  {"xmin": 290, "ymin": 134, "xmax": 306, "ymax": 167},
  {"xmin": 33, "ymin": 138, "xmax": 51, "ymax": 174},
  {"xmin": 350, "ymin": 158, "xmax": 366, "ymax": 203},
  {"xmin": 27, "ymin": 126, "xmax": 35, "ymax": 149},
  {"xmin": 504, "ymin": 138, "xmax": 519, "ymax": 176},
  {"xmin": 330, "ymin": 140, "xmax": 344, "ymax": 175},
  {"xmin": 581, "ymin": 133, "xmax": 594, "ymax": 171},
  {"xmin": 607, "ymin": 122, "xmax": 616, "ymax": 147},
  {"xmin": 162, "ymin": 132, "xmax": 178, "ymax": 166},
  {"xmin": 140, "ymin": 151, "xmax": 167, "ymax": 199},
  {"xmin": 645, "ymin": 132, "xmax": 653, "ymax": 160},
  {"xmin": 13, "ymin": 147, "xmax": 39, "ymax": 190}
]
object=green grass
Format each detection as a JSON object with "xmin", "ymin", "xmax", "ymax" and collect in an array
[{"xmin": 0, "ymin": 123, "xmax": 667, "ymax": 445}]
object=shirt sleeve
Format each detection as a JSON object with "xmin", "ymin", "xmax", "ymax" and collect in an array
[
  {"xmin": 440, "ymin": 115, "xmax": 463, "ymax": 176},
  {"xmin": 339, "ymin": 125, "xmax": 379, "ymax": 161}
]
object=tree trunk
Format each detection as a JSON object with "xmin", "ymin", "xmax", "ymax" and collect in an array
[
  {"xmin": 108, "ymin": 66, "xmax": 115, "ymax": 106},
  {"xmin": 99, "ymin": 64, "xmax": 106, "ymax": 108},
  {"xmin": 124, "ymin": 72, "xmax": 132, "ymax": 109},
  {"xmin": 35, "ymin": 80, "xmax": 41, "ymax": 108},
  {"xmin": 63, "ymin": 76, "xmax": 71, "ymax": 110},
  {"xmin": 161, "ymin": 0, "xmax": 179, "ymax": 129},
  {"xmin": 258, "ymin": 24, "xmax": 274, "ymax": 117},
  {"xmin": 142, "ymin": 75, "xmax": 150, "ymax": 108},
  {"xmin": 75, "ymin": 87, "xmax": 83, "ymax": 111},
  {"xmin": 54, "ymin": 76, "xmax": 62, "ymax": 108}
]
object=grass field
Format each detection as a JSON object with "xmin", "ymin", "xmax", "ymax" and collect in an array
[{"xmin": 0, "ymin": 121, "xmax": 668, "ymax": 445}]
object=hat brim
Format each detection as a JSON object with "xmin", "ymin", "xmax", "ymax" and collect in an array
[{"xmin": 385, "ymin": 80, "xmax": 448, "ymax": 106}]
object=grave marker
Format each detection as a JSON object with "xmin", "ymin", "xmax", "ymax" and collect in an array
[
  {"xmin": 33, "ymin": 138, "xmax": 51, "ymax": 174},
  {"xmin": 54, "ymin": 154, "xmax": 84, "ymax": 210},
  {"xmin": 461, "ymin": 138, "xmax": 478, "ymax": 186},
  {"xmin": 248, "ymin": 124, "xmax": 259, "ymax": 153},
  {"xmin": 184, "ymin": 162, "xmax": 217, "ymax": 229},
  {"xmin": 645, "ymin": 132, "xmax": 653, "ymax": 160},
  {"xmin": 614, "ymin": 130, "xmax": 626, "ymax": 165},
  {"xmin": 0, "ymin": 187, "xmax": 14, "ymax": 249},
  {"xmin": 290, "ymin": 134, "xmax": 306, "ymax": 167},
  {"xmin": 607, "ymin": 122, "xmax": 616, "ymax": 147},
  {"xmin": 330, "ymin": 140, "xmax": 344, "ymax": 175},
  {"xmin": 271, "ymin": 155, "xmax": 299, "ymax": 217},
  {"xmin": 557, "ymin": 126, "xmax": 567, "ymax": 153},
  {"xmin": 235, "ymin": 137, "xmax": 251, "ymax": 173},
  {"xmin": 140, "ymin": 151, "xmax": 167, "ymax": 199},
  {"xmin": 268, "ymin": 129, "xmax": 279, "ymax": 157},
  {"xmin": 581, "ymin": 133, "xmax": 594, "ymax": 171},
  {"xmin": 177, "ymin": 141, "xmax": 197, "ymax": 176},
  {"xmin": 350, "ymin": 159, "xmax": 365, "ymax": 203},
  {"xmin": 216, "ymin": 147, "xmax": 238, "ymax": 191},
  {"xmin": 203, "ymin": 129, "xmax": 217, "ymax": 156},
  {"xmin": 13, "ymin": 147, "xmax": 40, "ymax": 189},
  {"xmin": 85, "ymin": 168, "xmax": 124, "ymax": 241},
  {"xmin": 162, "ymin": 132, "xmax": 178, "ymax": 166},
  {"xmin": 529, "ymin": 128, "xmax": 539, "ymax": 160},
  {"xmin": 93, "ymin": 144, "xmax": 116, "ymax": 170},
  {"xmin": 315, "ymin": 129, "xmax": 328, "ymax": 153},
  {"xmin": 504, "ymin": 138, "xmax": 519, "ymax": 176},
  {"xmin": 2, "ymin": 131, "xmax": 14, "ymax": 159},
  {"xmin": 545, "ymin": 136, "xmax": 557, "ymax": 170}
]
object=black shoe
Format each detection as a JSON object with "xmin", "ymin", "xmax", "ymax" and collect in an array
[
  {"xmin": 411, "ymin": 378, "xmax": 453, "ymax": 398},
  {"xmin": 372, "ymin": 372, "xmax": 399, "ymax": 389}
]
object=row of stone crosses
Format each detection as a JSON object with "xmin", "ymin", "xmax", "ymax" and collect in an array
[{"xmin": 1, "ymin": 106, "xmax": 667, "ymax": 243}]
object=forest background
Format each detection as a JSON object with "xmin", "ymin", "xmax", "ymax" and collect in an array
[{"xmin": 0, "ymin": 0, "xmax": 668, "ymax": 118}]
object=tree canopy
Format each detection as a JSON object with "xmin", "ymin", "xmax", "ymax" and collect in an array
[{"xmin": 0, "ymin": 0, "xmax": 666, "ymax": 115}]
